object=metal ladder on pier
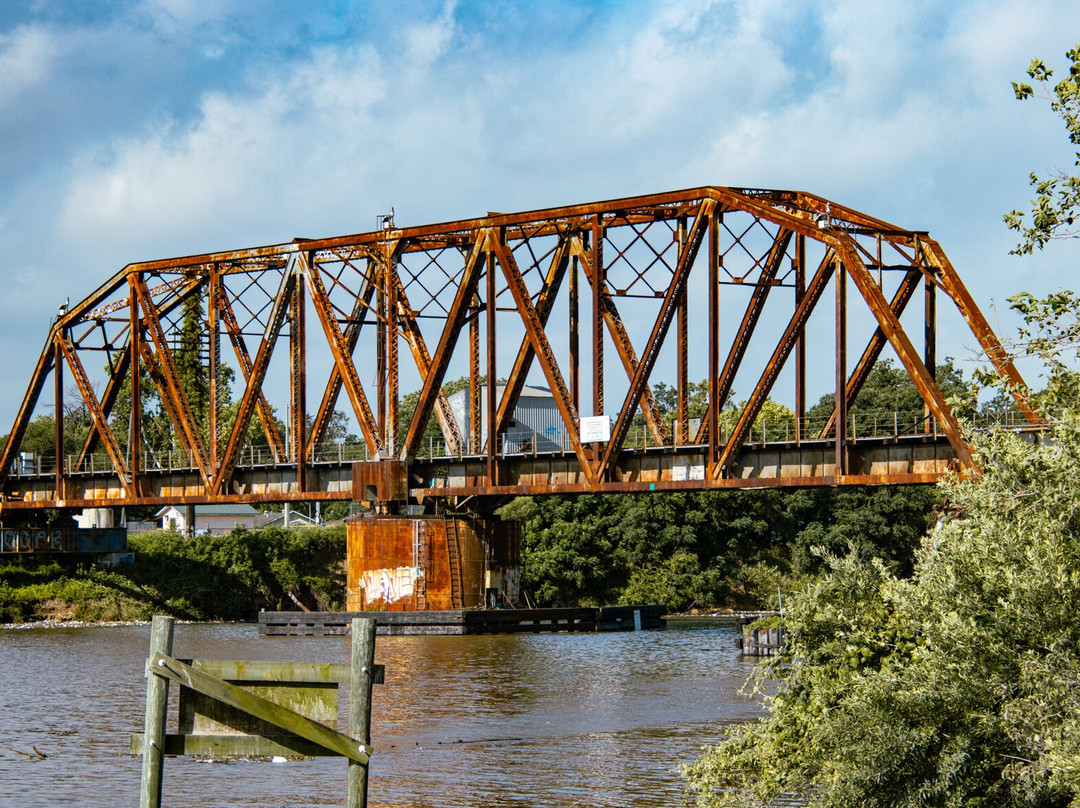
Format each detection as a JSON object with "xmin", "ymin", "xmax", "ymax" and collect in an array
[
  {"xmin": 413, "ymin": 521, "xmax": 428, "ymax": 611},
  {"xmin": 444, "ymin": 516, "xmax": 465, "ymax": 609}
]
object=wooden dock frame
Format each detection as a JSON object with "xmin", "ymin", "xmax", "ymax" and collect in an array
[
  {"xmin": 133, "ymin": 615, "xmax": 383, "ymax": 808},
  {"xmin": 259, "ymin": 605, "xmax": 667, "ymax": 636}
]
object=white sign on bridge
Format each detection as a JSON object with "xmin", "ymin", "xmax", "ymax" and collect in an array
[{"xmin": 580, "ymin": 416, "xmax": 612, "ymax": 443}]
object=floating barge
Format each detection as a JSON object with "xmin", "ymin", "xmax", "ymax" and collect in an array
[{"xmin": 259, "ymin": 605, "xmax": 666, "ymax": 636}]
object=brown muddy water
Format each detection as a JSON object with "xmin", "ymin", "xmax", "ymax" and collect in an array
[{"xmin": 0, "ymin": 618, "xmax": 760, "ymax": 807}]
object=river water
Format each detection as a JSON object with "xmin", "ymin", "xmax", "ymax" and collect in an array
[{"xmin": 0, "ymin": 618, "xmax": 760, "ymax": 807}]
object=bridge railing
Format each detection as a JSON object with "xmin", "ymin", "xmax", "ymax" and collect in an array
[{"xmin": 8, "ymin": 407, "xmax": 1046, "ymax": 478}]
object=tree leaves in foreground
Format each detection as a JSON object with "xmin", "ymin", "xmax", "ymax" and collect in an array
[
  {"xmin": 685, "ymin": 415, "xmax": 1080, "ymax": 808},
  {"xmin": 1005, "ymin": 45, "xmax": 1080, "ymax": 253}
]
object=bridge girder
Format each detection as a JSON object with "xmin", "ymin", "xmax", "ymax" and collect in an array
[{"xmin": 0, "ymin": 186, "xmax": 1040, "ymax": 512}]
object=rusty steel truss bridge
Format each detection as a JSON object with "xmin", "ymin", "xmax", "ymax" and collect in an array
[{"xmin": 0, "ymin": 187, "xmax": 1041, "ymax": 517}]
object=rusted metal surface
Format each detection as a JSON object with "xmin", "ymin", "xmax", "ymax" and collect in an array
[
  {"xmin": 345, "ymin": 515, "xmax": 519, "ymax": 611},
  {"xmin": 0, "ymin": 187, "xmax": 1040, "ymax": 513}
]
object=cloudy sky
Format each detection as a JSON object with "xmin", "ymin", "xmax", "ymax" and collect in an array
[{"xmin": 0, "ymin": 0, "xmax": 1077, "ymax": 428}]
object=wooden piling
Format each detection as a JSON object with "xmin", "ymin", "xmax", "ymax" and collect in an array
[
  {"xmin": 349, "ymin": 618, "xmax": 377, "ymax": 808},
  {"xmin": 139, "ymin": 615, "xmax": 174, "ymax": 808}
]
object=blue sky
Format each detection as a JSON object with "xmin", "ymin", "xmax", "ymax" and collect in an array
[{"xmin": 0, "ymin": 0, "xmax": 1077, "ymax": 428}]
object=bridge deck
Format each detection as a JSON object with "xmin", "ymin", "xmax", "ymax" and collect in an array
[{"xmin": 2, "ymin": 430, "xmax": 1028, "ymax": 511}]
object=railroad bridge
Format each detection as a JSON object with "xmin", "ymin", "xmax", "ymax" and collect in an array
[{"xmin": 0, "ymin": 186, "xmax": 1041, "ymax": 517}]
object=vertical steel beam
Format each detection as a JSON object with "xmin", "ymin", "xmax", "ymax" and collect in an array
[
  {"xmin": 491, "ymin": 235, "xmax": 595, "ymax": 482},
  {"xmin": 54, "ymin": 340, "xmax": 64, "ymax": 498},
  {"xmin": 835, "ymin": 253, "xmax": 847, "ymax": 476},
  {"xmin": 591, "ymin": 216, "xmax": 604, "ymax": 420},
  {"xmin": 794, "ymin": 234, "xmax": 806, "ymax": 441},
  {"xmin": 130, "ymin": 282, "xmax": 142, "ymax": 493},
  {"xmin": 708, "ymin": 205, "xmax": 719, "ymax": 468},
  {"xmin": 386, "ymin": 242, "xmax": 399, "ymax": 454},
  {"xmin": 695, "ymin": 229, "xmax": 791, "ymax": 445},
  {"xmin": 376, "ymin": 253, "xmax": 387, "ymax": 446},
  {"xmin": 401, "ymin": 232, "xmax": 487, "ymax": 459},
  {"xmin": 207, "ymin": 265, "xmax": 220, "ymax": 470},
  {"xmin": 291, "ymin": 263, "xmax": 307, "ymax": 491},
  {"xmin": 817, "ymin": 268, "xmax": 922, "ymax": 439},
  {"xmin": 837, "ymin": 239, "xmax": 973, "ymax": 468},
  {"xmin": 713, "ymin": 250, "xmax": 836, "ymax": 479},
  {"xmin": 486, "ymin": 250, "xmax": 498, "ymax": 482},
  {"xmin": 569, "ymin": 247, "xmax": 580, "ymax": 410},
  {"xmin": 494, "ymin": 236, "xmax": 571, "ymax": 441},
  {"xmin": 677, "ymin": 216, "xmax": 688, "ymax": 446},
  {"xmin": 921, "ymin": 238, "xmax": 1038, "ymax": 423},
  {"xmin": 596, "ymin": 200, "xmax": 712, "ymax": 482},
  {"xmin": 469, "ymin": 298, "xmax": 481, "ymax": 454},
  {"xmin": 924, "ymin": 254, "xmax": 937, "ymax": 434}
]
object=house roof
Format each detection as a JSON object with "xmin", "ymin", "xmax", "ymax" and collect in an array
[{"xmin": 155, "ymin": 503, "xmax": 260, "ymax": 518}]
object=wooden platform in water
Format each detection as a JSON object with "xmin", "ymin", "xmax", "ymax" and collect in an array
[{"xmin": 259, "ymin": 605, "xmax": 666, "ymax": 636}]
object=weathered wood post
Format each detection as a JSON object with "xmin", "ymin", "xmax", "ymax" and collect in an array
[
  {"xmin": 140, "ymin": 615, "xmax": 174, "ymax": 808},
  {"xmin": 349, "ymin": 618, "xmax": 377, "ymax": 808}
]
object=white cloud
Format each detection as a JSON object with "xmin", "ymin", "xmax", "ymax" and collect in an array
[
  {"xmin": 1, "ymin": 0, "xmax": 1079, "ymax": 425},
  {"xmin": 0, "ymin": 25, "xmax": 56, "ymax": 109}
]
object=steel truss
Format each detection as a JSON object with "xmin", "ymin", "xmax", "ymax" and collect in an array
[{"xmin": 0, "ymin": 187, "xmax": 1038, "ymax": 510}]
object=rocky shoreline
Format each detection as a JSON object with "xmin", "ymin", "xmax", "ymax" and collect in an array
[{"xmin": 1, "ymin": 618, "xmax": 153, "ymax": 630}]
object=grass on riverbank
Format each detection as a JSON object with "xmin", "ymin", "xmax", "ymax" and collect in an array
[{"xmin": 0, "ymin": 525, "xmax": 346, "ymax": 624}]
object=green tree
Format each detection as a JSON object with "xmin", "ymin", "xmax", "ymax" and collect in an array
[
  {"xmin": 1006, "ymin": 45, "xmax": 1080, "ymax": 253},
  {"xmin": 686, "ymin": 56, "xmax": 1080, "ymax": 806},
  {"xmin": 685, "ymin": 413, "xmax": 1080, "ymax": 808}
]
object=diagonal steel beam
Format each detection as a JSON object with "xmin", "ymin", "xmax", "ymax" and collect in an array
[
  {"xmin": 391, "ymin": 268, "xmax": 464, "ymax": 456},
  {"xmin": 301, "ymin": 251, "xmax": 381, "ymax": 455},
  {"xmin": 571, "ymin": 239, "xmax": 670, "ymax": 447},
  {"xmin": 213, "ymin": 264, "xmax": 297, "ymax": 494},
  {"xmin": 836, "ymin": 239, "xmax": 974, "ymax": 469},
  {"xmin": 817, "ymin": 267, "xmax": 923, "ymax": 438},
  {"xmin": 217, "ymin": 289, "xmax": 285, "ymax": 462},
  {"xmin": 132, "ymin": 276, "xmax": 211, "ymax": 486},
  {"xmin": 76, "ymin": 342, "xmax": 131, "ymax": 468},
  {"xmin": 78, "ymin": 275, "xmax": 204, "ymax": 466},
  {"xmin": 0, "ymin": 331, "xmax": 57, "ymax": 484},
  {"xmin": 921, "ymin": 238, "xmax": 1039, "ymax": 424},
  {"xmin": 596, "ymin": 199, "xmax": 713, "ymax": 481},
  {"xmin": 401, "ymin": 231, "xmax": 489, "ymax": 459},
  {"xmin": 714, "ymin": 249, "xmax": 837, "ymax": 478},
  {"xmin": 696, "ymin": 228, "xmax": 792, "ymax": 444},
  {"xmin": 494, "ymin": 235, "xmax": 572, "ymax": 442},
  {"xmin": 491, "ymin": 232, "xmax": 595, "ymax": 482},
  {"xmin": 307, "ymin": 265, "xmax": 377, "ymax": 452},
  {"xmin": 59, "ymin": 336, "xmax": 131, "ymax": 495}
]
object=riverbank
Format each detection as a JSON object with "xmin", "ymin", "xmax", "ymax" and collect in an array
[{"xmin": 0, "ymin": 526, "xmax": 346, "ymax": 624}]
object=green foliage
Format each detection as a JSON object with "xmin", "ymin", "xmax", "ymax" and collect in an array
[
  {"xmin": 619, "ymin": 550, "xmax": 708, "ymax": 612},
  {"xmin": 0, "ymin": 526, "xmax": 346, "ymax": 623},
  {"xmin": 685, "ymin": 413, "xmax": 1080, "ymax": 808},
  {"xmin": 500, "ymin": 477, "xmax": 935, "ymax": 611},
  {"xmin": 976, "ymin": 290, "xmax": 1080, "ymax": 415},
  {"xmin": 1006, "ymin": 45, "xmax": 1080, "ymax": 253},
  {"xmin": 807, "ymin": 357, "xmax": 974, "ymax": 426}
]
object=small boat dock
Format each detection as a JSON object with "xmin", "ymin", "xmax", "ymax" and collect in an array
[{"xmin": 259, "ymin": 605, "xmax": 666, "ymax": 636}]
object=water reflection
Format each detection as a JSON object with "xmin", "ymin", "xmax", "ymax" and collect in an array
[{"xmin": 0, "ymin": 619, "xmax": 759, "ymax": 807}]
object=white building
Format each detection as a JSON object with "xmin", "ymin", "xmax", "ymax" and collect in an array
[
  {"xmin": 447, "ymin": 384, "xmax": 564, "ymax": 454},
  {"xmin": 155, "ymin": 504, "xmax": 261, "ymax": 535}
]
